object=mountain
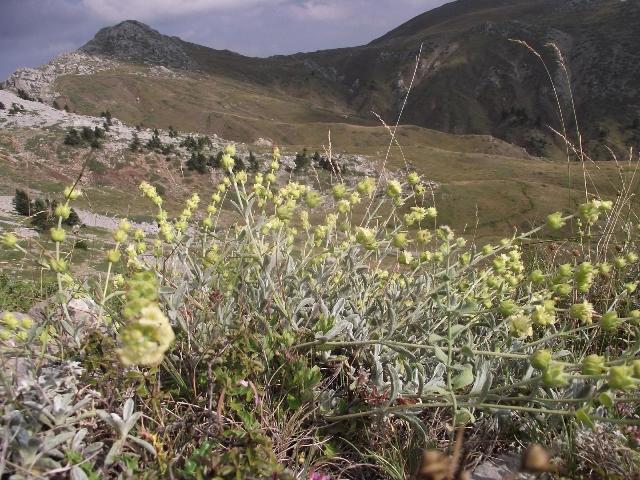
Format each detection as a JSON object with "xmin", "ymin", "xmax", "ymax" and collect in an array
[{"xmin": 4, "ymin": 0, "xmax": 639, "ymax": 157}]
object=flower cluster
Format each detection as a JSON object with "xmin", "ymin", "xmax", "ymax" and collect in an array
[{"xmin": 117, "ymin": 271, "xmax": 175, "ymax": 366}]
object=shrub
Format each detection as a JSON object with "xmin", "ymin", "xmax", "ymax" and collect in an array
[
  {"xmin": 146, "ymin": 128, "xmax": 163, "ymax": 151},
  {"xmin": 13, "ymin": 188, "xmax": 32, "ymax": 216},
  {"xmin": 1, "ymin": 146, "xmax": 639, "ymax": 478},
  {"xmin": 8, "ymin": 103, "xmax": 25, "ymax": 115},
  {"xmin": 16, "ymin": 88, "xmax": 33, "ymax": 101},
  {"xmin": 129, "ymin": 133, "xmax": 142, "ymax": 152},
  {"xmin": 294, "ymin": 148, "xmax": 310, "ymax": 171}
]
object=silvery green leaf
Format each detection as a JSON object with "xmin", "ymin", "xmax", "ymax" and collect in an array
[
  {"xmin": 452, "ymin": 364, "xmax": 474, "ymax": 390},
  {"xmin": 128, "ymin": 435, "xmax": 157, "ymax": 456},
  {"xmin": 104, "ymin": 439, "xmax": 124, "ymax": 465},
  {"xmin": 384, "ymin": 364, "xmax": 401, "ymax": 407},
  {"xmin": 71, "ymin": 428, "xmax": 88, "ymax": 450},
  {"xmin": 425, "ymin": 363, "xmax": 446, "ymax": 390},
  {"xmin": 71, "ymin": 466, "xmax": 88, "ymax": 480},
  {"xmin": 123, "ymin": 411, "xmax": 142, "ymax": 434},
  {"xmin": 331, "ymin": 298, "xmax": 346, "ymax": 316},
  {"xmin": 316, "ymin": 320, "xmax": 350, "ymax": 341},
  {"xmin": 123, "ymin": 398, "xmax": 134, "ymax": 421},
  {"xmin": 449, "ymin": 324, "xmax": 466, "ymax": 338},
  {"xmin": 43, "ymin": 431, "xmax": 74, "ymax": 452},
  {"xmin": 434, "ymin": 346, "xmax": 449, "ymax": 364},
  {"xmin": 470, "ymin": 361, "xmax": 492, "ymax": 402}
]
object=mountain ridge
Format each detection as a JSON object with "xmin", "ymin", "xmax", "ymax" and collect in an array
[{"xmin": 4, "ymin": 0, "xmax": 639, "ymax": 157}]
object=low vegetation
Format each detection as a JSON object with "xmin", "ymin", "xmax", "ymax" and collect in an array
[{"xmin": 1, "ymin": 143, "xmax": 639, "ymax": 479}]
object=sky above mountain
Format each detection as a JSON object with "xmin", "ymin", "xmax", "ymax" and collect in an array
[{"xmin": 0, "ymin": 0, "xmax": 449, "ymax": 80}]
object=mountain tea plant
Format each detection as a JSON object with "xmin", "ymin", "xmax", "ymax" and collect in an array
[{"xmin": 1, "ymin": 144, "xmax": 639, "ymax": 479}]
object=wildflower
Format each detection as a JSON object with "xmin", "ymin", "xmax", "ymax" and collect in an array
[
  {"xmin": 398, "ymin": 250, "xmax": 413, "ymax": 265},
  {"xmin": 119, "ymin": 219, "xmax": 132, "ymax": 233},
  {"xmin": 50, "ymin": 227, "xmax": 66, "ymax": 243},
  {"xmin": 553, "ymin": 283, "xmax": 572, "ymax": 297},
  {"xmin": 530, "ymin": 349, "xmax": 552, "ymax": 370},
  {"xmin": 574, "ymin": 262, "xmax": 594, "ymax": 293},
  {"xmin": 349, "ymin": 192, "xmax": 361, "ymax": 205},
  {"xmin": 54, "ymin": 204, "xmax": 71, "ymax": 219},
  {"xmin": 355, "ymin": 227, "xmax": 377, "ymax": 250},
  {"xmin": 356, "ymin": 177, "xmax": 376, "ymax": 198},
  {"xmin": 336, "ymin": 199, "xmax": 350, "ymax": 214},
  {"xmin": 235, "ymin": 170, "xmax": 248, "ymax": 184},
  {"xmin": 266, "ymin": 172, "xmax": 277, "ymax": 183},
  {"xmin": 420, "ymin": 251, "xmax": 432, "ymax": 262},
  {"xmin": 542, "ymin": 363, "xmax": 569, "ymax": 387},
  {"xmin": 598, "ymin": 262, "xmax": 612, "ymax": 275},
  {"xmin": 117, "ymin": 305, "xmax": 175, "ymax": 366},
  {"xmin": 578, "ymin": 200, "xmax": 611, "ymax": 225},
  {"xmin": 569, "ymin": 301, "xmax": 594, "ymax": 324},
  {"xmin": 107, "ymin": 249, "xmax": 121, "ymax": 263},
  {"xmin": 614, "ymin": 256, "xmax": 627, "ymax": 269},
  {"xmin": 0, "ymin": 329, "xmax": 10, "ymax": 341},
  {"xmin": 220, "ymin": 154, "xmax": 235, "ymax": 171},
  {"xmin": 392, "ymin": 232, "xmax": 408, "ymax": 249},
  {"xmin": 133, "ymin": 228, "xmax": 145, "ymax": 241},
  {"xmin": 582, "ymin": 354, "xmax": 605, "ymax": 375},
  {"xmin": 276, "ymin": 200, "xmax": 296, "ymax": 221},
  {"xmin": 532, "ymin": 300, "xmax": 556, "ymax": 326},
  {"xmin": 332, "ymin": 184, "xmax": 347, "ymax": 200},
  {"xmin": 305, "ymin": 190, "xmax": 321, "ymax": 208},
  {"xmin": 546, "ymin": 212, "xmax": 566, "ymax": 230},
  {"xmin": 625, "ymin": 282, "xmax": 638, "ymax": 293},
  {"xmin": 113, "ymin": 228, "xmax": 128, "ymax": 243},
  {"xmin": 1, "ymin": 232, "xmax": 18, "ymax": 248},
  {"xmin": 49, "ymin": 259, "xmax": 68, "ymax": 273},
  {"xmin": 481, "ymin": 245, "xmax": 494, "ymax": 255},
  {"xmin": 416, "ymin": 229, "xmax": 431, "ymax": 244},
  {"xmin": 529, "ymin": 270, "xmax": 545, "ymax": 283},
  {"xmin": 407, "ymin": 171, "xmax": 420, "ymax": 186},
  {"xmin": 508, "ymin": 314, "xmax": 533, "ymax": 338},
  {"xmin": 63, "ymin": 186, "xmax": 82, "ymax": 200},
  {"xmin": 460, "ymin": 252, "xmax": 471, "ymax": 265},
  {"xmin": 626, "ymin": 252, "xmax": 639, "ymax": 264},
  {"xmin": 601, "ymin": 311, "xmax": 620, "ymax": 332},
  {"xmin": 202, "ymin": 217, "xmax": 213, "ymax": 229},
  {"xmin": 385, "ymin": 180, "xmax": 402, "ymax": 197},
  {"xmin": 499, "ymin": 300, "xmax": 519, "ymax": 317},
  {"xmin": 426, "ymin": 207, "xmax": 437, "ymax": 218},
  {"xmin": 608, "ymin": 365, "xmax": 636, "ymax": 391},
  {"xmin": 1, "ymin": 313, "xmax": 19, "ymax": 330},
  {"xmin": 139, "ymin": 182, "xmax": 162, "ymax": 206}
]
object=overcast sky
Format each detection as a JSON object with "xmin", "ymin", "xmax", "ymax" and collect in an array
[{"xmin": 0, "ymin": 0, "xmax": 450, "ymax": 80}]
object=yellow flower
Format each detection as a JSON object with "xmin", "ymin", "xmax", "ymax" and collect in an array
[
  {"xmin": 385, "ymin": 180, "xmax": 402, "ymax": 197},
  {"xmin": 54, "ymin": 204, "xmax": 71, "ymax": 219},
  {"xmin": 530, "ymin": 349, "xmax": 552, "ymax": 370},
  {"xmin": 50, "ymin": 227, "xmax": 66, "ymax": 243},
  {"xmin": 569, "ymin": 301, "xmax": 594, "ymax": 324},
  {"xmin": 1, "ymin": 232, "xmax": 18, "ymax": 248},
  {"xmin": 63, "ymin": 186, "xmax": 82, "ymax": 200},
  {"xmin": 508, "ymin": 314, "xmax": 533, "ymax": 338},
  {"xmin": 117, "ymin": 305, "xmax": 175, "ymax": 366}
]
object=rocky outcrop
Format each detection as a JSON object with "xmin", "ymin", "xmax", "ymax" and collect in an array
[
  {"xmin": 79, "ymin": 20, "xmax": 195, "ymax": 70},
  {"xmin": 2, "ymin": 52, "xmax": 118, "ymax": 103}
]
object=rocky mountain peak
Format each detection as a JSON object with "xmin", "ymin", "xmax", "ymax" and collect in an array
[{"xmin": 79, "ymin": 20, "xmax": 195, "ymax": 70}]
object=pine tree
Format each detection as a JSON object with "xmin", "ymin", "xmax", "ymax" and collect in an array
[
  {"xmin": 146, "ymin": 129, "xmax": 162, "ymax": 151},
  {"xmin": 129, "ymin": 133, "xmax": 142, "ymax": 152},
  {"xmin": 12, "ymin": 189, "xmax": 32, "ymax": 216},
  {"xmin": 64, "ymin": 128, "xmax": 82, "ymax": 146},
  {"xmin": 248, "ymin": 151, "xmax": 259, "ymax": 172},
  {"xmin": 294, "ymin": 148, "xmax": 310, "ymax": 171}
]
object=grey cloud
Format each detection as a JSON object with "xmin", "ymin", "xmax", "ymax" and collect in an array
[{"xmin": 1, "ymin": 0, "xmax": 449, "ymax": 80}]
